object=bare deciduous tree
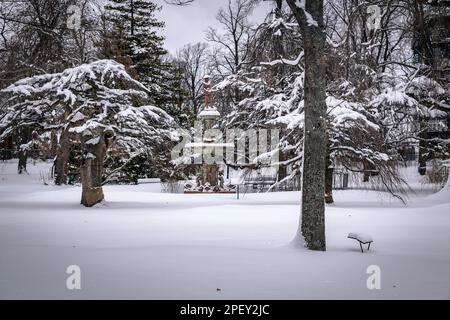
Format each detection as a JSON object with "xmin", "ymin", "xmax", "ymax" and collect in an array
[
  {"xmin": 206, "ymin": 0, "xmax": 258, "ymax": 75},
  {"xmin": 176, "ymin": 42, "xmax": 209, "ymax": 116}
]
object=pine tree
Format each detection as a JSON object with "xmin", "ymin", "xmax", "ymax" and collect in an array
[
  {"xmin": 102, "ymin": 0, "xmax": 174, "ymax": 108},
  {"xmin": 157, "ymin": 57, "xmax": 190, "ymax": 124}
]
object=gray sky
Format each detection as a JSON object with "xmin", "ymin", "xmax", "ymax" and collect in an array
[{"xmin": 154, "ymin": 0, "xmax": 273, "ymax": 55}]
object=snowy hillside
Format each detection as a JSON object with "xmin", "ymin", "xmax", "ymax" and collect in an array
[
  {"xmin": 1, "ymin": 160, "xmax": 449, "ymax": 299},
  {"xmin": 1, "ymin": 0, "xmax": 450, "ymax": 305}
]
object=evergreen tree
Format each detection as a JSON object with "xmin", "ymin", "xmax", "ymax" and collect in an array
[
  {"xmin": 102, "ymin": 0, "xmax": 176, "ymax": 109},
  {"xmin": 157, "ymin": 56, "xmax": 190, "ymax": 125},
  {"xmin": 1, "ymin": 60, "xmax": 177, "ymax": 205}
]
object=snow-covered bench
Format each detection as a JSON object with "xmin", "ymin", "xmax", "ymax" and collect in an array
[{"xmin": 348, "ymin": 232, "xmax": 373, "ymax": 253}]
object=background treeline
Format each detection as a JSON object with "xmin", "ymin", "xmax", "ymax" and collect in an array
[{"xmin": 0, "ymin": 0, "xmax": 449, "ymax": 206}]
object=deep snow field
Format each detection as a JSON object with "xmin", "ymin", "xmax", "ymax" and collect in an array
[{"xmin": 0, "ymin": 160, "xmax": 449, "ymax": 299}]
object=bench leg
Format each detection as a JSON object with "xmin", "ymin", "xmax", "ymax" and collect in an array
[
  {"xmin": 368, "ymin": 242, "xmax": 371, "ymax": 251},
  {"xmin": 359, "ymin": 242, "xmax": 363, "ymax": 253}
]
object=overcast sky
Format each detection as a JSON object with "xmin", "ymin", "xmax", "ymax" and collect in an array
[{"xmin": 154, "ymin": 0, "xmax": 273, "ymax": 55}]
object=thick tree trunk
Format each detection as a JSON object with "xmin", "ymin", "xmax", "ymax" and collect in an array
[
  {"xmin": 447, "ymin": 115, "xmax": 450, "ymax": 156},
  {"xmin": 80, "ymin": 156, "xmax": 105, "ymax": 207},
  {"xmin": 413, "ymin": 0, "xmax": 434, "ymax": 66},
  {"xmin": 272, "ymin": 0, "xmax": 285, "ymax": 88},
  {"xmin": 17, "ymin": 128, "xmax": 31, "ymax": 174},
  {"xmin": 1, "ymin": 136, "xmax": 13, "ymax": 161},
  {"xmin": 80, "ymin": 128, "xmax": 114, "ymax": 207},
  {"xmin": 363, "ymin": 160, "xmax": 371, "ymax": 182},
  {"xmin": 418, "ymin": 120, "xmax": 427, "ymax": 175},
  {"xmin": 50, "ymin": 130, "xmax": 58, "ymax": 157},
  {"xmin": 418, "ymin": 142, "xmax": 427, "ymax": 175},
  {"xmin": 289, "ymin": 0, "xmax": 327, "ymax": 251},
  {"xmin": 324, "ymin": 140, "xmax": 334, "ymax": 204},
  {"xmin": 54, "ymin": 129, "xmax": 71, "ymax": 185},
  {"xmin": 18, "ymin": 149, "xmax": 28, "ymax": 174},
  {"xmin": 278, "ymin": 150, "xmax": 287, "ymax": 190}
]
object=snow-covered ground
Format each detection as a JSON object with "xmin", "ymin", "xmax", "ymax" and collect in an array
[{"xmin": 0, "ymin": 160, "xmax": 449, "ymax": 299}]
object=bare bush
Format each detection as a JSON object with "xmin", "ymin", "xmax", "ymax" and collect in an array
[
  {"xmin": 161, "ymin": 180, "xmax": 185, "ymax": 193},
  {"xmin": 424, "ymin": 160, "xmax": 449, "ymax": 188}
]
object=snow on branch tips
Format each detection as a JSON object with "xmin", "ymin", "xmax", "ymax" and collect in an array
[
  {"xmin": 261, "ymin": 51, "xmax": 304, "ymax": 67},
  {"xmin": 292, "ymin": 0, "xmax": 319, "ymax": 27},
  {"xmin": 0, "ymin": 59, "xmax": 178, "ymax": 205}
]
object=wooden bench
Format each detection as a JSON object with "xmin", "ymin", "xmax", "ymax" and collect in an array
[{"xmin": 348, "ymin": 232, "xmax": 373, "ymax": 253}]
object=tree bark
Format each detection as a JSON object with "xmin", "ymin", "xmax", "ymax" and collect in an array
[
  {"xmin": 287, "ymin": 0, "xmax": 327, "ymax": 250},
  {"xmin": 278, "ymin": 150, "xmax": 287, "ymax": 190},
  {"xmin": 324, "ymin": 140, "xmax": 334, "ymax": 204},
  {"xmin": 50, "ymin": 130, "xmax": 58, "ymax": 157},
  {"xmin": 54, "ymin": 129, "xmax": 71, "ymax": 185},
  {"xmin": 272, "ymin": 0, "xmax": 286, "ymax": 88},
  {"xmin": 363, "ymin": 160, "xmax": 371, "ymax": 182},
  {"xmin": 80, "ymin": 155, "xmax": 105, "ymax": 207},
  {"xmin": 80, "ymin": 128, "xmax": 115, "ymax": 207},
  {"xmin": 412, "ymin": 0, "xmax": 434, "ymax": 66},
  {"xmin": 418, "ymin": 119, "xmax": 427, "ymax": 175},
  {"xmin": 17, "ymin": 149, "xmax": 28, "ymax": 174},
  {"xmin": 17, "ymin": 128, "xmax": 31, "ymax": 174}
]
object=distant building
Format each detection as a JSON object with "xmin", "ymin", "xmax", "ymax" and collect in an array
[
  {"xmin": 429, "ymin": 12, "xmax": 450, "ymax": 82},
  {"xmin": 411, "ymin": 1, "xmax": 450, "ymax": 174}
]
